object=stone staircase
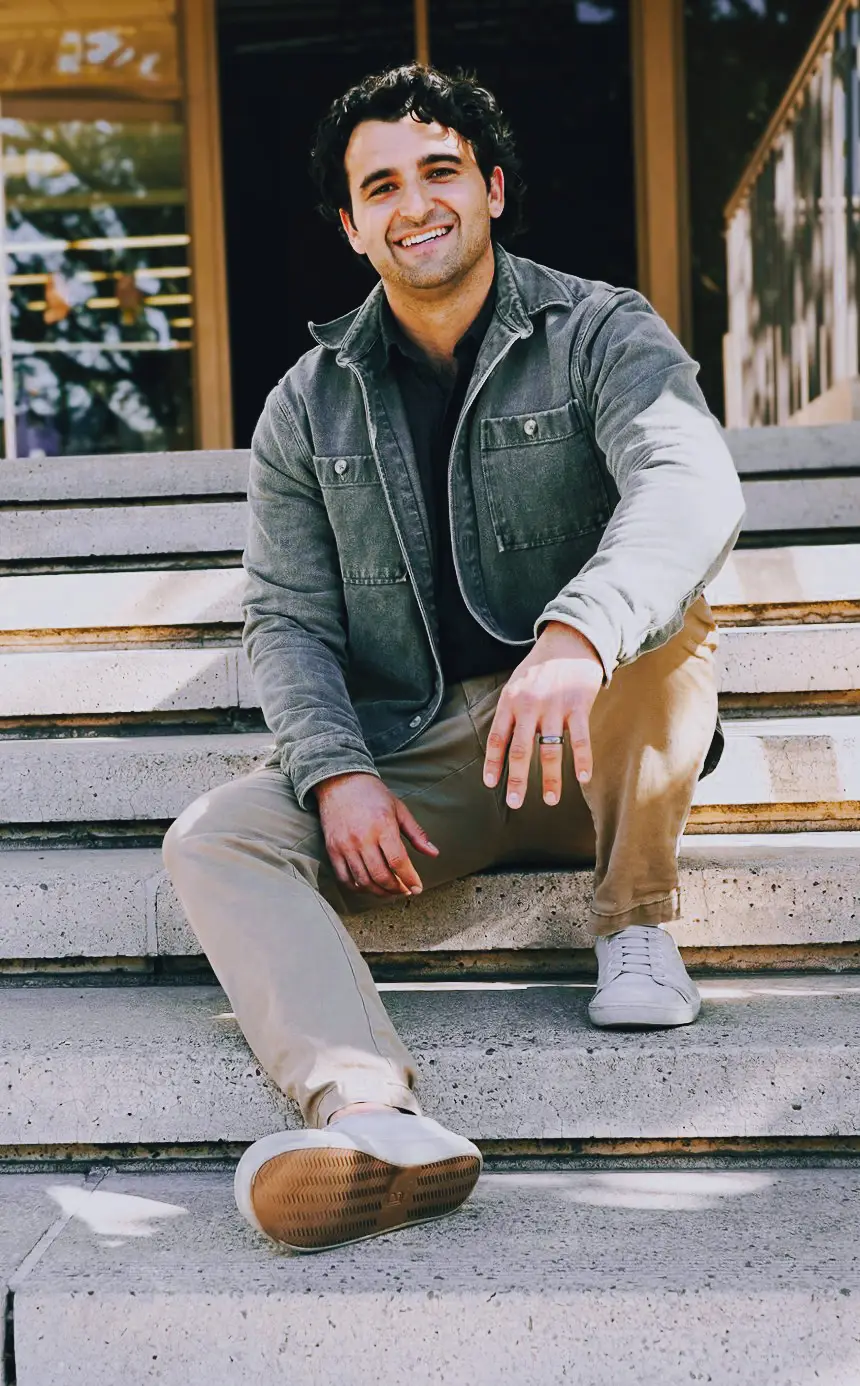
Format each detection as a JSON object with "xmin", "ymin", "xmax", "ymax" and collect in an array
[{"xmin": 1, "ymin": 425, "xmax": 860, "ymax": 1384}]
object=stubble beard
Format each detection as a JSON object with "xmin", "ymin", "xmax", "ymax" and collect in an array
[{"xmin": 385, "ymin": 220, "xmax": 491, "ymax": 294}]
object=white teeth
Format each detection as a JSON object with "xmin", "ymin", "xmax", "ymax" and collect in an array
[{"xmin": 400, "ymin": 227, "xmax": 450, "ymax": 247}]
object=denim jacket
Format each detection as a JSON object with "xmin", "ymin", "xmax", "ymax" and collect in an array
[{"xmin": 243, "ymin": 245, "xmax": 745, "ymax": 808}]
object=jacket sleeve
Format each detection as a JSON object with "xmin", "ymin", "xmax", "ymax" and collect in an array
[
  {"xmin": 534, "ymin": 288, "xmax": 746, "ymax": 682},
  {"xmin": 241, "ymin": 385, "xmax": 380, "ymax": 808}
]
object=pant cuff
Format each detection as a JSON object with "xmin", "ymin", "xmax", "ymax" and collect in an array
[
  {"xmin": 588, "ymin": 887, "xmax": 681, "ymax": 938},
  {"xmin": 312, "ymin": 1081, "xmax": 423, "ymax": 1130}
]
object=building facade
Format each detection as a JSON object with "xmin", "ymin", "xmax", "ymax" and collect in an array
[{"xmin": 0, "ymin": 1, "xmax": 828, "ymax": 456}]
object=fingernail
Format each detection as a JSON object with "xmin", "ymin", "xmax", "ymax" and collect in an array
[
  {"xmin": 578, "ymin": 771, "xmax": 590, "ymax": 783},
  {"xmin": 544, "ymin": 791, "xmax": 558, "ymax": 806},
  {"xmin": 410, "ymin": 886, "xmax": 422, "ymax": 895},
  {"xmin": 484, "ymin": 772, "xmax": 496, "ymax": 786},
  {"xmin": 507, "ymin": 792, "xmax": 520, "ymax": 808}
]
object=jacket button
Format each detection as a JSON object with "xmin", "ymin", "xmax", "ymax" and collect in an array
[
  {"xmin": 409, "ymin": 715, "xmax": 421, "ymax": 728},
  {"xmin": 334, "ymin": 458, "xmax": 348, "ymax": 475},
  {"xmin": 524, "ymin": 419, "xmax": 537, "ymax": 437}
]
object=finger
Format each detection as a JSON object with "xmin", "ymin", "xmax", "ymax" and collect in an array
[
  {"xmin": 538, "ymin": 725, "xmax": 565, "ymax": 806},
  {"xmin": 328, "ymin": 849, "xmax": 359, "ymax": 894},
  {"xmin": 483, "ymin": 697, "xmax": 514, "ymax": 787},
  {"xmin": 362, "ymin": 843, "xmax": 411, "ymax": 895},
  {"xmin": 504, "ymin": 710, "xmax": 538, "ymax": 808},
  {"xmin": 567, "ymin": 708, "xmax": 594, "ymax": 784},
  {"xmin": 343, "ymin": 850, "xmax": 392, "ymax": 898},
  {"xmin": 394, "ymin": 800, "xmax": 440, "ymax": 858},
  {"xmin": 378, "ymin": 824, "xmax": 424, "ymax": 894}
]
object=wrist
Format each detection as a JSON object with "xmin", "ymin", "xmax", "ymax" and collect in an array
[
  {"xmin": 541, "ymin": 620, "xmax": 599, "ymax": 658},
  {"xmin": 312, "ymin": 770, "xmax": 376, "ymax": 805}
]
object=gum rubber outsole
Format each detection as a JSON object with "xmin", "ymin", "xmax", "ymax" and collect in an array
[{"xmin": 250, "ymin": 1147, "xmax": 483, "ymax": 1252}]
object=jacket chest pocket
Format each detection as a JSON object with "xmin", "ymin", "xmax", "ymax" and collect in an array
[
  {"xmin": 317, "ymin": 454, "xmax": 407, "ymax": 585},
  {"xmin": 479, "ymin": 400, "xmax": 611, "ymax": 553}
]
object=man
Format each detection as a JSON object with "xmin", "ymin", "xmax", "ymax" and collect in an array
[{"xmin": 162, "ymin": 64, "xmax": 745, "ymax": 1255}]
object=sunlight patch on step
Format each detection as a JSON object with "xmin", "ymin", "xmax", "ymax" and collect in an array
[
  {"xmin": 48, "ymin": 1185, "xmax": 187, "ymax": 1242},
  {"xmin": 496, "ymin": 1170, "xmax": 776, "ymax": 1211}
]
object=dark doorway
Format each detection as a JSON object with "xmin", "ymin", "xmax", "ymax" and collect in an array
[{"xmin": 218, "ymin": 0, "xmax": 636, "ymax": 445}]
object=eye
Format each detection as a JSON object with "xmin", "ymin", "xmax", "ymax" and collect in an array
[
  {"xmin": 369, "ymin": 182, "xmax": 395, "ymax": 197},
  {"xmin": 427, "ymin": 167, "xmax": 457, "ymax": 179}
]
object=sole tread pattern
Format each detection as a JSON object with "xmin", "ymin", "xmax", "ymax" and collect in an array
[{"xmin": 251, "ymin": 1148, "xmax": 481, "ymax": 1251}]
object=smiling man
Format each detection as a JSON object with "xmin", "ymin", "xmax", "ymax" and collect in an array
[{"xmin": 163, "ymin": 65, "xmax": 745, "ymax": 1254}]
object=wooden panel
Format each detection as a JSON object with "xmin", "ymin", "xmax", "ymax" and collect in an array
[
  {"xmin": 179, "ymin": 0, "xmax": 233, "ymax": 448},
  {"xmin": 630, "ymin": 0, "xmax": 691, "ymax": 347}
]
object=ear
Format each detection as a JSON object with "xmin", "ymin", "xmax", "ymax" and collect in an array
[
  {"xmin": 488, "ymin": 166, "xmax": 505, "ymax": 222},
  {"xmin": 339, "ymin": 205, "xmax": 366, "ymax": 255}
]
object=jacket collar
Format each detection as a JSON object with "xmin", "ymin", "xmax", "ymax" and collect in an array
[{"xmin": 308, "ymin": 243, "xmax": 571, "ymax": 366}]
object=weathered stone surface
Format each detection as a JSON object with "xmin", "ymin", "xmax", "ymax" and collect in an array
[
  {"xmin": 707, "ymin": 543, "xmax": 860, "ymax": 608},
  {"xmin": 0, "ymin": 450, "xmax": 249, "ymax": 503},
  {"xmin": 2, "ymin": 624, "xmax": 858, "ymax": 716},
  {"xmin": 5, "ymin": 474, "xmax": 851, "ymax": 566},
  {"xmin": 0, "ymin": 648, "xmax": 256, "ymax": 716},
  {"xmin": 13, "ymin": 1168, "xmax": 860, "ymax": 1385},
  {"xmin": 0, "ymin": 733, "xmax": 274, "ymax": 823},
  {"xmin": 727, "ymin": 419, "xmax": 860, "ymax": 473},
  {"xmin": 1, "ymin": 978, "xmax": 859, "ymax": 1144},
  {"xmin": 742, "ymin": 476, "xmax": 860, "ymax": 531},
  {"xmin": 2, "ymin": 720, "xmax": 858, "ymax": 824},
  {"xmin": 0, "ymin": 568, "xmax": 245, "ymax": 633},
  {"xmin": 0, "ymin": 1176, "xmax": 86, "ymax": 1289},
  {"xmin": 2, "ymin": 834, "xmax": 858, "ymax": 961},
  {"xmin": 3, "ymin": 503, "xmax": 246, "ymax": 561},
  {"xmin": 7, "ymin": 547, "xmax": 860, "ymax": 636}
]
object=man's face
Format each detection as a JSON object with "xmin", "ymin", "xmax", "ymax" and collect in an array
[{"xmin": 340, "ymin": 113, "xmax": 504, "ymax": 290}]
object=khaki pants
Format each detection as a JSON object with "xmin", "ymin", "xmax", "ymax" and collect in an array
[{"xmin": 162, "ymin": 596, "xmax": 719, "ymax": 1129}]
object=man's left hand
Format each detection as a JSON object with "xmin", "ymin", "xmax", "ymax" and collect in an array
[{"xmin": 483, "ymin": 622, "xmax": 604, "ymax": 808}]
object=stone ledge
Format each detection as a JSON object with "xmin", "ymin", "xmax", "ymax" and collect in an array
[
  {"xmin": 11, "ymin": 1167, "xmax": 860, "ymax": 1385},
  {"xmin": 1, "ymin": 977, "xmax": 859, "ymax": 1145},
  {"xmin": 2, "ymin": 719, "xmax": 859, "ymax": 823},
  {"xmin": 1, "ymin": 834, "xmax": 858, "ymax": 960}
]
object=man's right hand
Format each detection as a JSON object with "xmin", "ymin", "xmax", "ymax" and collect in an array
[{"xmin": 313, "ymin": 772, "xmax": 439, "ymax": 898}]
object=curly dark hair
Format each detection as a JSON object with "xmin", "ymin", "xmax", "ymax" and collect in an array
[{"xmin": 310, "ymin": 63, "xmax": 526, "ymax": 243}]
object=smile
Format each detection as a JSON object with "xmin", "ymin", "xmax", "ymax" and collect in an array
[{"xmin": 397, "ymin": 226, "xmax": 453, "ymax": 247}]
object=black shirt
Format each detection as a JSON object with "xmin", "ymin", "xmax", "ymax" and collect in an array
[{"xmin": 381, "ymin": 284, "xmax": 515, "ymax": 685}]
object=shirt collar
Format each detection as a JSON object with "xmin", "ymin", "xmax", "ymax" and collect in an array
[{"xmin": 380, "ymin": 278, "xmax": 497, "ymax": 370}]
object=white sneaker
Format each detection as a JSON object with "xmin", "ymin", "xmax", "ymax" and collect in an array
[
  {"xmin": 234, "ymin": 1110, "xmax": 483, "ymax": 1253},
  {"xmin": 588, "ymin": 924, "xmax": 701, "ymax": 1028}
]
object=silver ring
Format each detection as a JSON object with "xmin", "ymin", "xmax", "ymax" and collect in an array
[{"xmin": 538, "ymin": 734, "xmax": 564, "ymax": 745}]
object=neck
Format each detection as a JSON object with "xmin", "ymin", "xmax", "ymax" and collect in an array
[{"xmin": 383, "ymin": 243, "xmax": 495, "ymax": 367}]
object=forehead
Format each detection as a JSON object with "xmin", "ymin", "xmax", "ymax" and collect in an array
[{"xmin": 344, "ymin": 115, "xmax": 476, "ymax": 184}]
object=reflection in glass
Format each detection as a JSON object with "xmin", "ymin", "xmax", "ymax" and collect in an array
[{"xmin": 0, "ymin": 1, "xmax": 193, "ymax": 457}]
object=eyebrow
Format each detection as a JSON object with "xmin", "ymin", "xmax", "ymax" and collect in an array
[{"xmin": 359, "ymin": 152, "xmax": 464, "ymax": 193}]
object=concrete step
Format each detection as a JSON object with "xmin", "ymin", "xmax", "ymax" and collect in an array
[
  {"xmin": 8, "ymin": 1168, "xmax": 859, "ymax": 1386},
  {"xmin": 6, "ymin": 545, "xmax": 860, "ymax": 638},
  {"xmin": 5, "ymin": 475, "xmax": 855, "ymax": 565},
  {"xmin": 1, "ymin": 449, "xmax": 248, "ymax": 503},
  {"xmin": 3, "ymin": 502, "xmax": 246, "ymax": 562},
  {"xmin": 707, "ymin": 542, "xmax": 860, "ymax": 619},
  {"xmin": 727, "ymin": 418, "xmax": 860, "ymax": 472},
  {"xmin": 742, "ymin": 476, "xmax": 860, "ymax": 532},
  {"xmin": 1, "ymin": 977, "xmax": 859, "ymax": 1145},
  {"xmin": 2, "ymin": 834, "xmax": 859, "ymax": 963},
  {"xmin": 2, "ymin": 624, "xmax": 859, "ymax": 717},
  {"xmin": 2, "ymin": 423, "xmax": 848, "ymax": 504},
  {"xmin": 1, "ymin": 719, "xmax": 858, "ymax": 827}
]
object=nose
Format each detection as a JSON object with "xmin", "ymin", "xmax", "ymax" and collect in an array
[{"xmin": 397, "ymin": 177, "xmax": 434, "ymax": 223}]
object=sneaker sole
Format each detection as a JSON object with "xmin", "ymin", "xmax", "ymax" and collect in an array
[
  {"xmin": 589, "ymin": 1001, "xmax": 700, "ymax": 1028},
  {"xmin": 249, "ymin": 1147, "xmax": 482, "ymax": 1253}
]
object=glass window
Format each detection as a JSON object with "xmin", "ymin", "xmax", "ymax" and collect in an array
[
  {"xmin": 684, "ymin": 0, "xmax": 830, "ymax": 420},
  {"xmin": 0, "ymin": 1, "xmax": 193, "ymax": 458}
]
